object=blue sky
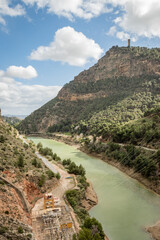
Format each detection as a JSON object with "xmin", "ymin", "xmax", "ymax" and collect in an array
[{"xmin": 0, "ymin": 0, "xmax": 160, "ymax": 115}]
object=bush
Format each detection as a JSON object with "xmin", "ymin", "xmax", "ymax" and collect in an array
[
  {"xmin": 0, "ymin": 226, "xmax": 7, "ymax": 235},
  {"xmin": 32, "ymin": 158, "xmax": 37, "ymax": 167},
  {"xmin": 62, "ymin": 159, "xmax": 71, "ymax": 166},
  {"xmin": 66, "ymin": 190, "xmax": 81, "ymax": 208},
  {"xmin": 27, "ymin": 234, "xmax": 32, "ymax": 239},
  {"xmin": 38, "ymin": 174, "xmax": 46, "ymax": 187},
  {"xmin": 46, "ymin": 170, "xmax": 55, "ymax": 179},
  {"xmin": 17, "ymin": 155, "xmax": 24, "ymax": 168},
  {"xmin": 108, "ymin": 142, "xmax": 120, "ymax": 152},
  {"xmin": 0, "ymin": 135, "xmax": 5, "ymax": 143},
  {"xmin": 0, "ymin": 180, "xmax": 4, "ymax": 185},
  {"xmin": 37, "ymin": 162, "xmax": 42, "ymax": 168},
  {"xmin": 18, "ymin": 226, "xmax": 23, "ymax": 234},
  {"xmin": 56, "ymin": 172, "xmax": 61, "ymax": 180},
  {"xmin": 37, "ymin": 142, "xmax": 42, "ymax": 149}
]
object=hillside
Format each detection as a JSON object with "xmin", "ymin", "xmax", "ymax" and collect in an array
[
  {"xmin": 79, "ymin": 109, "xmax": 160, "ymax": 194},
  {"xmin": 112, "ymin": 107, "xmax": 160, "ymax": 149},
  {"xmin": 0, "ymin": 117, "xmax": 58, "ymax": 239},
  {"xmin": 2, "ymin": 116, "xmax": 22, "ymax": 127},
  {"xmin": 18, "ymin": 46, "xmax": 160, "ymax": 134}
]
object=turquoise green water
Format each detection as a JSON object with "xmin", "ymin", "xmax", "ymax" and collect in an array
[{"xmin": 29, "ymin": 137, "xmax": 160, "ymax": 240}]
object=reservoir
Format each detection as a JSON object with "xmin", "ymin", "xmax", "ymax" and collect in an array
[{"xmin": 29, "ymin": 137, "xmax": 160, "ymax": 240}]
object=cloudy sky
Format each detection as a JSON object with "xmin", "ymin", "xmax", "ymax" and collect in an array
[{"xmin": 0, "ymin": 0, "xmax": 160, "ymax": 115}]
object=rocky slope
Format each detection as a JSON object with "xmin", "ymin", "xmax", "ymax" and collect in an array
[
  {"xmin": 0, "ymin": 116, "xmax": 58, "ymax": 239},
  {"xmin": 18, "ymin": 46, "xmax": 160, "ymax": 134}
]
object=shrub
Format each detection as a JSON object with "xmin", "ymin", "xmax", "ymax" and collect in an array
[
  {"xmin": 38, "ymin": 174, "xmax": 46, "ymax": 187},
  {"xmin": 37, "ymin": 142, "xmax": 43, "ymax": 149},
  {"xmin": 18, "ymin": 226, "xmax": 23, "ymax": 234},
  {"xmin": 0, "ymin": 226, "xmax": 7, "ymax": 235},
  {"xmin": 56, "ymin": 172, "xmax": 61, "ymax": 180},
  {"xmin": 46, "ymin": 170, "xmax": 55, "ymax": 179},
  {"xmin": 32, "ymin": 158, "xmax": 37, "ymax": 167},
  {"xmin": 17, "ymin": 155, "xmax": 24, "ymax": 168},
  {"xmin": 0, "ymin": 135, "xmax": 5, "ymax": 143}
]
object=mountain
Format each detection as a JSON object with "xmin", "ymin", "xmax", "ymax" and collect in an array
[
  {"xmin": 18, "ymin": 46, "xmax": 160, "ymax": 135},
  {"xmin": 0, "ymin": 116, "xmax": 57, "ymax": 239}
]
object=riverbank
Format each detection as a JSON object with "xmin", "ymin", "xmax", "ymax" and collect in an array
[
  {"xmin": 32, "ymin": 133, "xmax": 160, "ymax": 196},
  {"xmin": 28, "ymin": 136, "xmax": 159, "ymax": 239}
]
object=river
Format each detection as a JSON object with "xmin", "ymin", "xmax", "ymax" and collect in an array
[{"xmin": 29, "ymin": 137, "xmax": 160, "ymax": 240}]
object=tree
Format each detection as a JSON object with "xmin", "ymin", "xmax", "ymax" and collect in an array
[
  {"xmin": 56, "ymin": 172, "xmax": 61, "ymax": 180},
  {"xmin": 38, "ymin": 174, "xmax": 46, "ymax": 187},
  {"xmin": 17, "ymin": 155, "xmax": 24, "ymax": 168},
  {"xmin": 37, "ymin": 142, "xmax": 43, "ymax": 149},
  {"xmin": 46, "ymin": 170, "xmax": 55, "ymax": 179},
  {"xmin": 32, "ymin": 158, "xmax": 37, "ymax": 167}
]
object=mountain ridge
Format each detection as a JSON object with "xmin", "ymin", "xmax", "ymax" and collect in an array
[{"xmin": 18, "ymin": 46, "xmax": 160, "ymax": 134}]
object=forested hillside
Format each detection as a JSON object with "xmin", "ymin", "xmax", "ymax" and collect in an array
[
  {"xmin": 80, "ymin": 108, "xmax": 160, "ymax": 194},
  {"xmin": 18, "ymin": 46, "xmax": 160, "ymax": 134},
  {"xmin": 112, "ymin": 107, "xmax": 160, "ymax": 148}
]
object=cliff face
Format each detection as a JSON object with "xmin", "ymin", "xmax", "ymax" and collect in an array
[{"xmin": 18, "ymin": 46, "xmax": 160, "ymax": 134}]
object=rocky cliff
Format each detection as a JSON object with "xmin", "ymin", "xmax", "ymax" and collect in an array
[{"xmin": 18, "ymin": 46, "xmax": 160, "ymax": 134}]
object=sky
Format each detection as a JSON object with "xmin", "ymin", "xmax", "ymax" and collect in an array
[{"xmin": 0, "ymin": 0, "xmax": 160, "ymax": 116}]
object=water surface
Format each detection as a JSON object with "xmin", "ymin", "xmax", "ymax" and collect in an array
[{"xmin": 29, "ymin": 137, "xmax": 160, "ymax": 240}]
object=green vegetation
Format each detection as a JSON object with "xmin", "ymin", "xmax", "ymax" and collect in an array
[
  {"xmin": 73, "ymin": 217, "xmax": 105, "ymax": 240},
  {"xmin": 17, "ymin": 226, "xmax": 23, "ymax": 234},
  {"xmin": 38, "ymin": 174, "xmax": 46, "ymax": 187},
  {"xmin": 38, "ymin": 143, "xmax": 62, "ymax": 161},
  {"xmin": 66, "ymin": 167, "xmax": 105, "ymax": 240},
  {"xmin": 46, "ymin": 169, "xmax": 55, "ymax": 179},
  {"xmin": 55, "ymin": 172, "xmax": 61, "ymax": 180},
  {"xmin": 0, "ymin": 226, "xmax": 8, "ymax": 235},
  {"xmin": 65, "ymin": 160, "xmax": 89, "ymax": 222},
  {"xmin": 0, "ymin": 135, "xmax": 5, "ymax": 143},
  {"xmin": 17, "ymin": 155, "xmax": 24, "ymax": 168},
  {"xmin": 84, "ymin": 139, "xmax": 160, "ymax": 183},
  {"xmin": 112, "ymin": 107, "xmax": 160, "ymax": 148}
]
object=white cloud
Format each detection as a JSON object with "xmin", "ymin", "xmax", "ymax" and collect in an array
[
  {"xmin": 111, "ymin": 0, "xmax": 160, "ymax": 39},
  {"xmin": 30, "ymin": 26, "xmax": 103, "ymax": 66},
  {"xmin": 117, "ymin": 31, "xmax": 137, "ymax": 42},
  {"xmin": 0, "ymin": 69, "xmax": 62, "ymax": 115},
  {"xmin": 107, "ymin": 26, "xmax": 116, "ymax": 36},
  {"xmin": 0, "ymin": 0, "xmax": 25, "ymax": 25},
  {"xmin": 1, "ymin": 0, "xmax": 160, "ymax": 41},
  {"xmin": 22, "ymin": 0, "xmax": 111, "ymax": 20},
  {"xmin": 116, "ymin": 31, "xmax": 130, "ymax": 41},
  {"xmin": 6, "ymin": 65, "xmax": 38, "ymax": 79}
]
